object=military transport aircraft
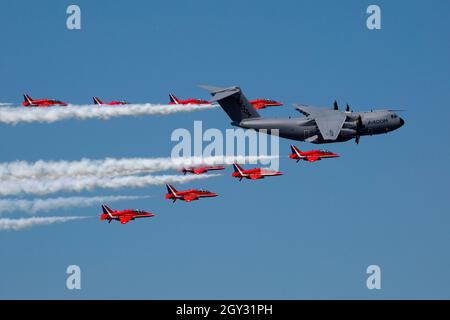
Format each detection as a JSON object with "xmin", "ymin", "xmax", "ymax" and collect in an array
[
  {"xmin": 289, "ymin": 145, "xmax": 339, "ymax": 162},
  {"xmin": 22, "ymin": 94, "xmax": 67, "ymax": 107},
  {"xmin": 200, "ymin": 85, "xmax": 404, "ymax": 144},
  {"xmin": 100, "ymin": 204, "xmax": 154, "ymax": 224},
  {"xmin": 231, "ymin": 163, "xmax": 283, "ymax": 181},
  {"xmin": 180, "ymin": 165, "xmax": 225, "ymax": 175},
  {"xmin": 165, "ymin": 184, "xmax": 218, "ymax": 202}
]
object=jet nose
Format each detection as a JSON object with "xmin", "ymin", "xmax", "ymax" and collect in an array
[{"xmin": 399, "ymin": 118, "xmax": 405, "ymax": 127}]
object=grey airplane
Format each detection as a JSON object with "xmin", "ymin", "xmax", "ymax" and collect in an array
[{"xmin": 201, "ymin": 85, "xmax": 404, "ymax": 144}]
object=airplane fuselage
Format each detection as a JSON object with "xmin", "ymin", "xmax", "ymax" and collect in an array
[{"xmin": 235, "ymin": 110, "xmax": 404, "ymax": 144}]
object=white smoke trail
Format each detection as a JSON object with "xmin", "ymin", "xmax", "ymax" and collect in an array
[
  {"xmin": 0, "ymin": 103, "xmax": 216, "ymax": 124},
  {"xmin": 0, "ymin": 103, "xmax": 12, "ymax": 106},
  {"xmin": 0, "ymin": 195, "xmax": 150, "ymax": 214},
  {"xmin": 0, "ymin": 155, "xmax": 274, "ymax": 180},
  {"xmin": 0, "ymin": 173, "xmax": 218, "ymax": 196},
  {"xmin": 0, "ymin": 216, "xmax": 88, "ymax": 231}
]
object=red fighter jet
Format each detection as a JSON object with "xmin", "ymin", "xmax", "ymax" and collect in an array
[
  {"xmin": 289, "ymin": 145, "xmax": 339, "ymax": 163},
  {"xmin": 22, "ymin": 94, "xmax": 67, "ymax": 107},
  {"xmin": 231, "ymin": 163, "xmax": 283, "ymax": 181},
  {"xmin": 180, "ymin": 165, "xmax": 225, "ymax": 175},
  {"xmin": 249, "ymin": 99, "xmax": 283, "ymax": 110},
  {"xmin": 93, "ymin": 97, "xmax": 128, "ymax": 106},
  {"xmin": 165, "ymin": 184, "xmax": 218, "ymax": 202},
  {"xmin": 100, "ymin": 204, "xmax": 154, "ymax": 224},
  {"xmin": 169, "ymin": 93, "xmax": 210, "ymax": 105}
]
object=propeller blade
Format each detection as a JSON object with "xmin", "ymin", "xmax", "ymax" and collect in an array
[{"xmin": 356, "ymin": 115, "xmax": 363, "ymax": 128}]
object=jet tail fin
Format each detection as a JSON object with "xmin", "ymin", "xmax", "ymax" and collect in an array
[
  {"xmin": 93, "ymin": 97, "xmax": 103, "ymax": 105},
  {"xmin": 166, "ymin": 184, "xmax": 177, "ymax": 195},
  {"xmin": 290, "ymin": 145, "xmax": 301, "ymax": 155},
  {"xmin": 23, "ymin": 94, "xmax": 33, "ymax": 104},
  {"xmin": 200, "ymin": 85, "xmax": 260, "ymax": 123},
  {"xmin": 169, "ymin": 94, "xmax": 179, "ymax": 104},
  {"xmin": 101, "ymin": 204, "xmax": 114, "ymax": 217},
  {"xmin": 232, "ymin": 163, "xmax": 244, "ymax": 174}
]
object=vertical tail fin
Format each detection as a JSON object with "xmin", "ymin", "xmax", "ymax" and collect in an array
[
  {"xmin": 93, "ymin": 97, "xmax": 103, "ymax": 105},
  {"xmin": 290, "ymin": 145, "xmax": 301, "ymax": 155},
  {"xmin": 200, "ymin": 85, "xmax": 260, "ymax": 123},
  {"xmin": 101, "ymin": 204, "xmax": 114, "ymax": 217},
  {"xmin": 169, "ymin": 94, "xmax": 179, "ymax": 104},
  {"xmin": 23, "ymin": 94, "xmax": 33, "ymax": 104},
  {"xmin": 232, "ymin": 163, "xmax": 244, "ymax": 174},
  {"xmin": 166, "ymin": 184, "xmax": 177, "ymax": 195}
]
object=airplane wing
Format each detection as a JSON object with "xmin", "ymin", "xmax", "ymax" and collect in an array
[
  {"xmin": 119, "ymin": 216, "xmax": 133, "ymax": 224},
  {"xmin": 183, "ymin": 195, "xmax": 199, "ymax": 202},
  {"xmin": 307, "ymin": 157, "xmax": 320, "ymax": 162},
  {"xmin": 293, "ymin": 104, "xmax": 346, "ymax": 140},
  {"xmin": 249, "ymin": 174, "xmax": 263, "ymax": 180}
]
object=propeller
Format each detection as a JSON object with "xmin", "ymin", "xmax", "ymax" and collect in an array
[
  {"xmin": 355, "ymin": 115, "xmax": 363, "ymax": 144},
  {"xmin": 333, "ymin": 100, "xmax": 339, "ymax": 110}
]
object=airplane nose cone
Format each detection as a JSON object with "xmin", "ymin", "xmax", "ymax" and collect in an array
[{"xmin": 399, "ymin": 118, "xmax": 405, "ymax": 127}]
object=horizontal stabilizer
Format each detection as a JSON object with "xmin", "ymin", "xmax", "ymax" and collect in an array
[{"xmin": 198, "ymin": 85, "xmax": 240, "ymax": 102}]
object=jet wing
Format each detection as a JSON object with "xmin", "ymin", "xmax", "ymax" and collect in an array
[
  {"xmin": 183, "ymin": 195, "xmax": 199, "ymax": 202},
  {"xmin": 193, "ymin": 168, "xmax": 207, "ymax": 174},
  {"xmin": 293, "ymin": 104, "xmax": 346, "ymax": 140},
  {"xmin": 119, "ymin": 216, "xmax": 133, "ymax": 224}
]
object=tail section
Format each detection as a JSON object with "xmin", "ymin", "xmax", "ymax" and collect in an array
[
  {"xmin": 166, "ymin": 184, "xmax": 177, "ymax": 196},
  {"xmin": 169, "ymin": 94, "xmax": 179, "ymax": 104},
  {"xmin": 23, "ymin": 94, "xmax": 33, "ymax": 105},
  {"xmin": 101, "ymin": 204, "xmax": 114, "ymax": 217},
  {"xmin": 232, "ymin": 163, "xmax": 245, "ymax": 175},
  {"xmin": 93, "ymin": 97, "xmax": 103, "ymax": 105},
  {"xmin": 200, "ymin": 85, "xmax": 260, "ymax": 123},
  {"xmin": 290, "ymin": 145, "xmax": 301, "ymax": 156}
]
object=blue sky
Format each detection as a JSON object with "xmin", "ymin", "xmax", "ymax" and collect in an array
[{"xmin": 0, "ymin": 0, "xmax": 449, "ymax": 299}]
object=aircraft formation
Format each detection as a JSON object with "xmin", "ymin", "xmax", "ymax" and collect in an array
[
  {"xmin": 12, "ymin": 85, "xmax": 404, "ymax": 225},
  {"xmin": 19, "ymin": 93, "xmax": 284, "ymax": 110}
]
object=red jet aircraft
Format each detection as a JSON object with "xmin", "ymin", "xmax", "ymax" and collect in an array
[
  {"xmin": 165, "ymin": 184, "xmax": 218, "ymax": 202},
  {"xmin": 93, "ymin": 96, "xmax": 128, "ymax": 106},
  {"xmin": 22, "ymin": 94, "xmax": 67, "ymax": 107},
  {"xmin": 289, "ymin": 145, "xmax": 339, "ymax": 163},
  {"xmin": 100, "ymin": 204, "xmax": 154, "ymax": 224},
  {"xmin": 180, "ymin": 165, "xmax": 225, "ymax": 175},
  {"xmin": 231, "ymin": 163, "xmax": 283, "ymax": 181},
  {"xmin": 249, "ymin": 99, "xmax": 283, "ymax": 110},
  {"xmin": 169, "ymin": 93, "xmax": 210, "ymax": 105}
]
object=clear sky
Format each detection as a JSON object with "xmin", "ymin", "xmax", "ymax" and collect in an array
[{"xmin": 0, "ymin": 0, "xmax": 449, "ymax": 299}]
